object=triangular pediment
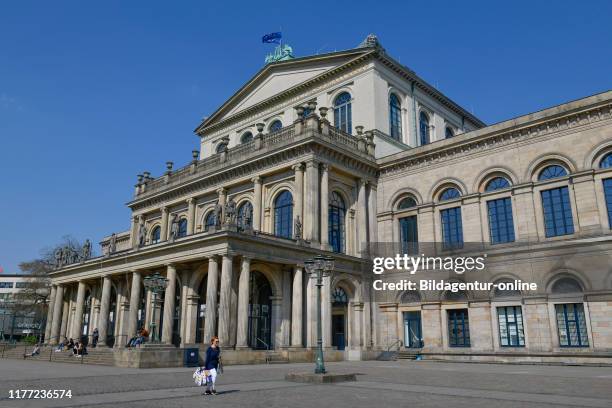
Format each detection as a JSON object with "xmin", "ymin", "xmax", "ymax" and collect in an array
[{"xmin": 197, "ymin": 49, "xmax": 374, "ymax": 132}]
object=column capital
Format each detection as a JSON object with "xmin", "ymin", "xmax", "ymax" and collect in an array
[
  {"xmin": 292, "ymin": 163, "xmax": 304, "ymax": 172},
  {"xmin": 320, "ymin": 162, "xmax": 330, "ymax": 172},
  {"xmin": 187, "ymin": 197, "xmax": 196, "ymax": 205},
  {"xmin": 359, "ymin": 178, "xmax": 368, "ymax": 187},
  {"xmin": 241, "ymin": 256, "xmax": 252, "ymax": 263},
  {"xmin": 162, "ymin": 206, "xmax": 169, "ymax": 213},
  {"xmin": 251, "ymin": 175, "xmax": 262, "ymax": 184},
  {"xmin": 305, "ymin": 160, "xmax": 319, "ymax": 169},
  {"xmin": 216, "ymin": 187, "xmax": 226, "ymax": 195}
]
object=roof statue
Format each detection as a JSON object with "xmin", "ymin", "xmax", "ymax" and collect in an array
[
  {"xmin": 358, "ymin": 33, "xmax": 384, "ymax": 51},
  {"xmin": 265, "ymin": 44, "xmax": 294, "ymax": 64}
]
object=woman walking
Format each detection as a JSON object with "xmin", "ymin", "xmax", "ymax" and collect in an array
[{"xmin": 203, "ymin": 336, "xmax": 221, "ymax": 395}]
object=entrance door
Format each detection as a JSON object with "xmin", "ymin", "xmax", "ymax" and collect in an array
[
  {"xmin": 403, "ymin": 311, "xmax": 422, "ymax": 348},
  {"xmin": 332, "ymin": 315, "xmax": 345, "ymax": 350},
  {"xmin": 248, "ymin": 271, "xmax": 272, "ymax": 350}
]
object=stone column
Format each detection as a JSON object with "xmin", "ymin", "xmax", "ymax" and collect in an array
[
  {"xmin": 352, "ymin": 302, "xmax": 364, "ymax": 348},
  {"xmin": 44, "ymin": 285, "xmax": 57, "ymax": 343},
  {"xmin": 187, "ymin": 198, "xmax": 197, "ymax": 235},
  {"xmin": 60, "ymin": 297, "xmax": 69, "ymax": 340},
  {"xmin": 304, "ymin": 160, "xmax": 320, "ymax": 243},
  {"xmin": 306, "ymin": 276, "xmax": 314, "ymax": 347},
  {"xmin": 160, "ymin": 207, "xmax": 169, "ymax": 241},
  {"xmin": 217, "ymin": 255, "xmax": 234, "ymax": 347},
  {"xmin": 252, "ymin": 177, "xmax": 263, "ymax": 231},
  {"xmin": 291, "ymin": 267, "xmax": 303, "ymax": 347},
  {"xmin": 320, "ymin": 163, "xmax": 330, "ymax": 250},
  {"xmin": 127, "ymin": 271, "xmax": 142, "ymax": 339},
  {"xmin": 72, "ymin": 281, "xmax": 86, "ymax": 340},
  {"xmin": 271, "ymin": 296, "xmax": 283, "ymax": 349},
  {"xmin": 131, "ymin": 216, "xmax": 139, "ymax": 249},
  {"xmin": 97, "ymin": 275, "xmax": 112, "ymax": 346},
  {"xmin": 322, "ymin": 275, "xmax": 332, "ymax": 347},
  {"xmin": 204, "ymin": 257, "xmax": 219, "ymax": 342},
  {"xmin": 368, "ymin": 183, "xmax": 378, "ymax": 244},
  {"xmin": 292, "ymin": 164, "xmax": 304, "ymax": 229},
  {"xmin": 357, "ymin": 179, "xmax": 368, "ymax": 257},
  {"xmin": 281, "ymin": 270, "xmax": 292, "ymax": 347},
  {"xmin": 49, "ymin": 285, "xmax": 64, "ymax": 345},
  {"xmin": 162, "ymin": 264, "xmax": 177, "ymax": 344},
  {"xmin": 236, "ymin": 257, "xmax": 251, "ymax": 348}
]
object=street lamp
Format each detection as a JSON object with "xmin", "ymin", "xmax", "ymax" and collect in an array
[
  {"xmin": 304, "ymin": 254, "xmax": 335, "ymax": 374},
  {"xmin": 143, "ymin": 272, "xmax": 168, "ymax": 344}
]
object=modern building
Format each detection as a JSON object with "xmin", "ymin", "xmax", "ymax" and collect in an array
[
  {"xmin": 46, "ymin": 35, "xmax": 612, "ymax": 365},
  {"xmin": 0, "ymin": 274, "xmax": 43, "ymax": 341}
]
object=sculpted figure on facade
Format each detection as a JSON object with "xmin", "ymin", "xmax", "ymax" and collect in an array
[
  {"xmin": 213, "ymin": 201, "xmax": 223, "ymax": 228},
  {"xmin": 169, "ymin": 214, "xmax": 179, "ymax": 241},
  {"xmin": 294, "ymin": 216, "xmax": 302, "ymax": 240},
  {"xmin": 243, "ymin": 204, "xmax": 253, "ymax": 231},
  {"xmin": 81, "ymin": 239, "xmax": 92, "ymax": 261},
  {"xmin": 109, "ymin": 233, "xmax": 117, "ymax": 254},
  {"xmin": 224, "ymin": 198, "xmax": 237, "ymax": 225},
  {"xmin": 137, "ymin": 222, "xmax": 147, "ymax": 247},
  {"xmin": 54, "ymin": 248, "xmax": 63, "ymax": 268}
]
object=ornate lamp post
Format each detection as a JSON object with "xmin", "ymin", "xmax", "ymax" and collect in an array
[
  {"xmin": 304, "ymin": 254, "xmax": 335, "ymax": 374},
  {"xmin": 143, "ymin": 272, "xmax": 168, "ymax": 344}
]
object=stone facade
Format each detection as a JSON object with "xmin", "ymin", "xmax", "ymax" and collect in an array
[{"xmin": 46, "ymin": 36, "xmax": 612, "ymax": 365}]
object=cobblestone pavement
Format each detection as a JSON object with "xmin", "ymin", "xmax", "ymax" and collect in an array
[{"xmin": 1, "ymin": 359, "xmax": 612, "ymax": 408}]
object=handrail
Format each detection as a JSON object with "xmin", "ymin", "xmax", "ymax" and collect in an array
[
  {"xmin": 255, "ymin": 337, "xmax": 271, "ymax": 364},
  {"xmin": 387, "ymin": 339, "xmax": 403, "ymax": 352}
]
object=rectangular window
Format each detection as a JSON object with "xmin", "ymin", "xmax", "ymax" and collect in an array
[
  {"xmin": 497, "ymin": 306, "xmax": 525, "ymax": 347},
  {"xmin": 487, "ymin": 197, "xmax": 515, "ymax": 244},
  {"xmin": 15, "ymin": 282, "xmax": 29, "ymax": 289},
  {"xmin": 441, "ymin": 207, "xmax": 463, "ymax": 249},
  {"xmin": 556, "ymin": 303, "xmax": 589, "ymax": 347},
  {"xmin": 604, "ymin": 178, "xmax": 612, "ymax": 229},
  {"xmin": 541, "ymin": 186, "xmax": 574, "ymax": 237},
  {"xmin": 448, "ymin": 309, "xmax": 470, "ymax": 347},
  {"xmin": 0, "ymin": 282, "xmax": 14, "ymax": 289},
  {"xmin": 399, "ymin": 216, "xmax": 418, "ymax": 254}
]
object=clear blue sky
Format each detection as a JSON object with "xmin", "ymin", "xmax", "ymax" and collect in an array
[{"xmin": 1, "ymin": 1, "xmax": 610, "ymax": 273}]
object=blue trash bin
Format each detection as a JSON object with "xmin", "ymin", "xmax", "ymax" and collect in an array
[{"xmin": 184, "ymin": 348, "xmax": 200, "ymax": 367}]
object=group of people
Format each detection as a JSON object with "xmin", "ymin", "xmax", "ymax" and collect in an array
[
  {"xmin": 55, "ymin": 336, "xmax": 88, "ymax": 357},
  {"xmin": 126, "ymin": 327, "xmax": 149, "ymax": 348}
]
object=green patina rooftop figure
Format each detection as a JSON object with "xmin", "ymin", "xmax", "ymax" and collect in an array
[{"xmin": 265, "ymin": 44, "xmax": 294, "ymax": 64}]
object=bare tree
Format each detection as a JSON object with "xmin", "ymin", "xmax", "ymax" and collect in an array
[{"xmin": 15, "ymin": 236, "xmax": 87, "ymax": 339}]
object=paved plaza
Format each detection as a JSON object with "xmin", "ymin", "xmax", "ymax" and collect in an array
[{"xmin": 0, "ymin": 360, "xmax": 611, "ymax": 408}]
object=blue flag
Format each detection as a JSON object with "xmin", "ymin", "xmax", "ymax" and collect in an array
[{"xmin": 262, "ymin": 32, "xmax": 282, "ymax": 44}]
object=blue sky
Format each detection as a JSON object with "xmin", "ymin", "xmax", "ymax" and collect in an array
[{"xmin": 1, "ymin": 0, "xmax": 610, "ymax": 273}]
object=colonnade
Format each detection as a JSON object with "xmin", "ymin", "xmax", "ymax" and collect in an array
[{"xmin": 45, "ymin": 256, "xmax": 362, "ymax": 351}]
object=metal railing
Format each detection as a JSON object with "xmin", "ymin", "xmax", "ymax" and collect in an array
[
  {"xmin": 387, "ymin": 339, "xmax": 403, "ymax": 352},
  {"xmin": 255, "ymin": 337, "xmax": 272, "ymax": 364}
]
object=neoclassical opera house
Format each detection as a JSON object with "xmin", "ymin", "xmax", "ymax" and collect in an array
[{"xmin": 47, "ymin": 35, "xmax": 612, "ymax": 365}]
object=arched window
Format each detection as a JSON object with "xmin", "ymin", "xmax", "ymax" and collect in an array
[
  {"xmin": 241, "ymin": 132, "xmax": 253, "ymax": 143},
  {"xmin": 486, "ymin": 179, "xmax": 515, "ymax": 244},
  {"xmin": 439, "ymin": 187, "xmax": 461, "ymax": 201},
  {"xmin": 389, "ymin": 93, "xmax": 402, "ymax": 140},
  {"xmin": 397, "ymin": 196, "xmax": 417, "ymax": 210},
  {"xmin": 269, "ymin": 120, "xmax": 283, "ymax": 132},
  {"xmin": 419, "ymin": 112, "xmax": 430, "ymax": 146},
  {"xmin": 177, "ymin": 218, "xmax": 188, "ymax": 238},
  {"xmin": 539, "ymin": 166, "xmax": 574, "ymax": 237},
  {"xmin": 333, "ymin": 92, "xmax": 352, "ymax": 134},
  {"xmin": 237, "ymin": 201, "xmax": 253, "ymax": 230},
  {"xmin": 332, "ymin": 287, "xmax": 348, "ymax": 305},
  {"xmin": 302, "ymin": 106, "xmax": 312, "ymax": 117},
  {"xmin": 274, "ymin": 190, "xmax": 293, "ymax": 238},
  {"xmin": 485, "ymin": 177, "xmax": 511, "ymax": 192},
  {"xmin": 538, "ymin": 165, "xmax": 568, "ymax": 181},
  {"xmin": 551, "ymin": 277, "xmax": 583, "ymax": 294},
  {"xmin": 329, "ymin": 192, "xmax": 346, "ymax": 253},
  {"xmin": 445, "ymin": 127, "xmax": 454, "ymax": 138},
  {"xmin": 151, "ymin": 226, "xmax": 161, "ymax": 244},
  {"xmin": 204, "ymin": 211, "xmax": 216, "ymax": 232},
  {"xmin": 215, "ymin": 142, "xmax": 228, "ymax": 154},
  {"xmin": 599, "ymin": 152, "xmax": 612, "ymax": 168}
]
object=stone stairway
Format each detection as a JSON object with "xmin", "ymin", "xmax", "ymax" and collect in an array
[
  {"xmin": 397, "ymin": 350, "xmax": 421, "ymax": 360},
  {"xmin": 265, "ymin": 351, "xmax": 290, "ymax": 364},
  {"xmin": 1, "ymin": 344, "xmax": 116, "ymax": 366}
]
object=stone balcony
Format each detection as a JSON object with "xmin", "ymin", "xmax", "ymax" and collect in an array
[{"xmin": 131, "ymin": 115, "xmax": 377, "ymax": 202}]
